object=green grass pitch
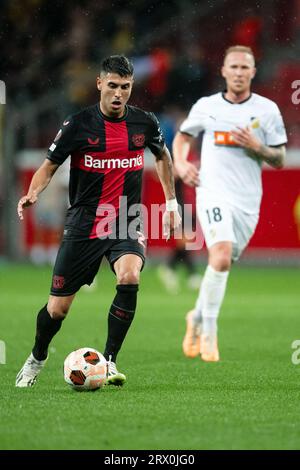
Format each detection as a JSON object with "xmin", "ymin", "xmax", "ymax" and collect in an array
[{"xmin": 0, "ymin": 263, "xmax": 299, "ymax": 450}]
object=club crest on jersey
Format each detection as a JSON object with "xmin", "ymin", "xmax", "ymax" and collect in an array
[
  {"xmin": 88, "ymin": 137, "xmax": 100, "ymax": 145},
  {"xmin": 132, "ymin": 134, "xmax": 145, "ymax": 147},
  {"xmin": 250, "ymin": 117, "xmax": 260, "ymax": 129}
]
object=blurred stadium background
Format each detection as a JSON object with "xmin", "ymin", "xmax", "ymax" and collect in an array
[
  {"xmin": 1, "ymin": 0, "xmax": 300, "ymax": 452},
  {"xmin": 1, "ymin": 0, "xmax": 300, "ymax": 267}
]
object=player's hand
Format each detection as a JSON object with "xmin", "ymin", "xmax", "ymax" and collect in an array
[
  {"xmin": 17, "ymin": 191, "xmax": 38, "ymax": 220},
  {"xmin": 230, "ymin": 126, "xmax": 261, "ymax": 152},
  {"xmin": 136, "ymin": 230, "xmax": 146, "ymax": 249},
  {"xmin": 163, "ymin": 210, "xmax": 182, "ymax": 241},
  {"xmin": 175, "ymin": 161, "xmax": 199, "ymax": 187}
]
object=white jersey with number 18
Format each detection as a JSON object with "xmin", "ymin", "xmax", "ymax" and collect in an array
[{"xmin": 180, "ymin": 92, "xmax": 287, "ymax": 214}]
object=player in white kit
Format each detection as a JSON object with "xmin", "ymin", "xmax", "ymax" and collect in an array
[{"xmin": 173, "ymin": 45, "xmax": 287, "ymax": 361}]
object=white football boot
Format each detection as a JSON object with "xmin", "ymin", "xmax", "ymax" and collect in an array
[
  {"xmin": 106, "ymin": 356, "xmax": 126, "ymax": 386},
  {"xmin": 15, "ymin": 353, "xmax": 48, "ymax": 387}
]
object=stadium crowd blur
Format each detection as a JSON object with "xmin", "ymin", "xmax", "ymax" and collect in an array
[
  {"xmin": 1, "ymin": 0, "xmax": 300, "ymax": 263},
  {"xmin": 2, "ymin": 0, "xmax": 300, "ymax": 146}
]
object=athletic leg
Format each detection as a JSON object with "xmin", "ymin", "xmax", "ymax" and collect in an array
[
  {"xmin": 16, "ymin": 295, "xmax": 75, "ymax": 387},
  {"xmin": 198, "ymin": 242, "xmax": 231, "ymax": 361},
  {"xmin": 104, "ymin": 253, "xmax": 143, "ymax": 385}
]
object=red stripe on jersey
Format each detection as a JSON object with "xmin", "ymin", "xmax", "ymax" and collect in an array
[
  {"xmin": 88, "ymin": 120, "xmax": 139, "ymax": 239},
  {"xmin": 89, "ymin": 172, "xmax": 125, "ymax": 239},
  {"xmin": 105, "ymin": 120, "xmax": 128, "ymax": 152}
]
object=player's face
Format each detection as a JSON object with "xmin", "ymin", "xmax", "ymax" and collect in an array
[
  {"xmin": 221, "ymin": 52, "xmax": 256, "ymax": 95},
  {"xmin": 97, "ymin": 73, "xmax": 133, "ymax": 118}
]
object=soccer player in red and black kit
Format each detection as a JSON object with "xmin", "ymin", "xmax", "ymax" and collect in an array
[{"xmin": 16, "ymin": 55, "xmax": 181, "ymax": 387}]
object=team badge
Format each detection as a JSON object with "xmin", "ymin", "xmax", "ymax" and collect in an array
[
  {"xmin": 52, "ymin": 275, "xmax": 65, "ymax": 289},
  {"xmin": 132, "ymin": 134, "xmax": 145, "ymax": 147},
  {"xmin": 88, "ymin": 137, "xmax": 100, "ymax": 145},
  {"xmin": 250, "ymin": 117, "xmax": 260, "ymax": 129}
]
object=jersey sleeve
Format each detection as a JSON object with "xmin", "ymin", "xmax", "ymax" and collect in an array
[
  {"xmin": 179, "ymin": 98, "xmax": 207, "ymax": 137},
  {"xmin": 47, "ymin": 116, "xmax": 78, "ymax": 165},
  {"xmin": 263, "ymin": 105, "xmax": 288, "ymax": 146},
  {"xmin": 146, "ymin": 112, "xmax": 165, "ymax": 156}
]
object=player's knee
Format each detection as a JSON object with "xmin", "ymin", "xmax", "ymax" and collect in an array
[
  {"xmin": 117, "ymin": 268, "xmax": 140, "ymax": 285},
  {"xmin": 48, "ymin": 308, "xmax": 68, "ymax": 320},
  {"xmin": 47, "ymin": 301, "xmax": 71, "ymax": 320},
  {"xmin": 215, "ymin": 256, "xmax": 231, "ymax": 271},
  {"xmin": 209, "ymin": 250, "xmax": 231, "ymax": 271}
]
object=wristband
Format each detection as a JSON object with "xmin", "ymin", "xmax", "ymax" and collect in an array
[{"xmin": 166, "ymin": 198, "xmax": 178, "ymax": 211}]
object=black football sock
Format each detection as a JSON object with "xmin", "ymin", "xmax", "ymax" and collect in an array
[
  {"xmin": 103, "ymin": 284, "xmax": 138, "ymax": 363},
  {"xmin": 32, "ymin": 304, "xmax": 64, "ymax": 361}
]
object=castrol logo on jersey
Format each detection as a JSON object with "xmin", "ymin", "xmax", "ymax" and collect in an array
[{"xmin": 84, "ymin": 154, "xmax": 144, "ymax": 170}]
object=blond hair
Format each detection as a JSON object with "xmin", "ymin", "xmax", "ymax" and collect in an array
[{"xmin": 224, "ymin": 45, "xmax": 255, "ymax": 64}]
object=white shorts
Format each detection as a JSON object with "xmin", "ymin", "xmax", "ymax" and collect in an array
[{"xmin": 196, "ymin": 189, "xmax": 259, "ymax": 261}]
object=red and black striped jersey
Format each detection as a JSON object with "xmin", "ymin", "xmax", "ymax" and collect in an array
[{"xmin": 47, "ymin": 103, "xmax": 165, "ymax": 240}]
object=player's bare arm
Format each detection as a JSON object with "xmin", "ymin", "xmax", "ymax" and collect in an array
[
  {"xmin": 155, "ymin": 144, "xmax": 176, "ymax": 200},
  {"xmin": 230, "ymin": 126, "xmax": 285, "ymax": 169},
  {"xmin": 17, "ymin": 159, "xmax": 59, "ymax": 220},
  {"xmin": 154, "ymin": 144, "xmax": 182, "ymax": 238},
  {"xmin": 172, "ymin": 131, "xmax": 199, "ymax": 187}
]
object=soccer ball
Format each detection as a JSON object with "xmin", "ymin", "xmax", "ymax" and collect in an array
[{"xmin": 64, "ymin": 347, "xmax": 107, "ymax": 391}]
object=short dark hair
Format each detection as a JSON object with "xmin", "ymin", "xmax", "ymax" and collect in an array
[{"xmin": 100, "ymin": 55, "xmax": 134, "ymax": 77}]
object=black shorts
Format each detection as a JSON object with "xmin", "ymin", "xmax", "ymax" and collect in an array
[{"xmin": 50, "ymin": 238, "xmax": 145, "ymax": 296}]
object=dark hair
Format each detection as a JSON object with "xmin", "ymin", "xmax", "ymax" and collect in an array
[{"xmin": 100, "ymin": 55, "xmax": 134, "ymax": 77}]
